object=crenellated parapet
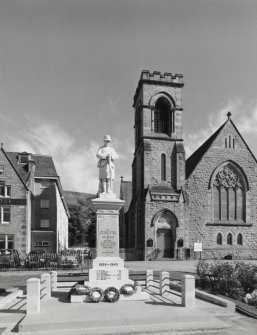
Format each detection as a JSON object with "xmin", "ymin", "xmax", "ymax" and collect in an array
[
  {"xmin": 141, "ymin": 70, "xmax": 183, "ymax": 83},
  {"xmin": 133, "ymin": 70, "xmax": 184, "ymax": 107}
]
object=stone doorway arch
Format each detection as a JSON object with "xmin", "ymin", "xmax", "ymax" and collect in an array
[{"xmin": 152, "ymin": 210, "xmax": 178, "ymax": 259}]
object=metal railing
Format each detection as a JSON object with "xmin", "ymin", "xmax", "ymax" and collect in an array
[{"xmin": 0, "ymin": 250, "xmax": 93, "ymax": 271}]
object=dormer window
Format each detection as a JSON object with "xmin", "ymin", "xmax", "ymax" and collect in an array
[{"xmin": 18, "ymin": 152, "xmax": 30, "ymax": 164}]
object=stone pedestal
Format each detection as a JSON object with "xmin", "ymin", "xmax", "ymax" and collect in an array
[{"xmin": 85, "ymin": 195, "xmax": 134, "ymax": 289}]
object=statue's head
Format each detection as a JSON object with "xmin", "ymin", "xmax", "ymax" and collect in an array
[{"xmin": 103, "ymin": 134, "xmax": 112, "ymax": 143}]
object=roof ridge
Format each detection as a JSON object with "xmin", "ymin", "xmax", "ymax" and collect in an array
[
  {"xmin": 186, "ymin": 120, "xmax": 228, "ymax": 179},
  {"xmin": 6, "ymin": 151, "xmax": 53, "ymax": 158}
]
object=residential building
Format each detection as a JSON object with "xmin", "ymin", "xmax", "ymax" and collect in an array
[{"xmin": 0, "ymin": 145, "xmax": 69, "ymax": 256}]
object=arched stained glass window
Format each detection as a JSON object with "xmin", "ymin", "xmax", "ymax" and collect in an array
[
  {"xmin": 227, "ymin": 233, "xmax": 233, "ymax": 245},
  {"xmin": 161, "ymin": 154, "xmax": 166, "ymax": 181},
  {"xmin": 217, "ymin": 233, "xmax": 222, "ymax": 245},
  {"xmin": 237, "ymin": 233, "xmax": 243, "ymax": 245},
  {"xmin": 212, "ymin": 164, "xmax": 246, "ymax": 222},
  {"xmin": 154, "ymin": 98, "xmax": 173, "ymax": 135}
]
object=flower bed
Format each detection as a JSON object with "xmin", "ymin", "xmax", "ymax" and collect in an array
[{"xmin": 196, "ymin": 260, "xmax": 257, "ymax": 318}]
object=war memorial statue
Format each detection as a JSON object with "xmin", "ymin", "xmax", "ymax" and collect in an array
[{"xmin": 96, "ymin": 134, "xmax": 118, "ymax": 195}]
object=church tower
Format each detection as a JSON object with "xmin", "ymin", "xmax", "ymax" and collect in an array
[{"xmin": 131, "ymin": 71, "xmax": 186, "ymax": 260}]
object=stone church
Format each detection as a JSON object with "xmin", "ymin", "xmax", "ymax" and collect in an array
[{"xmin": 120, "ymin": 70, "xmax": 257, "ymax": 260}]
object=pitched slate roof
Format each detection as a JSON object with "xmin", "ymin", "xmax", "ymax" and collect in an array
[
  {"xmin": 186, "ymin": 121, "xmax": 227, "ymax": 179},
  {"xmin": 6, "ymin": 152, "xmax": 58, "ymax": 183},
  {"xmin": 150, "ymin": 184, "xmax": 178, "ymax": 194}
]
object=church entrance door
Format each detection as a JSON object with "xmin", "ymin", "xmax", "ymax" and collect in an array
[
  {"xmin": 157, "ymin": 228, "xmax": 173, "ymax": 259},
  {"xmin": 152, "ymin": 209, "xmax": 178, "ymax": 260}
]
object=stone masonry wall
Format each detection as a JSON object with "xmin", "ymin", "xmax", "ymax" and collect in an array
[
  {"xmin": 186, "ymin": 121, "xmax": 257, "ymax": 259},
  {"xmin": 144, "ymin": 195, "xmax": 187, "ymax": 260},
  {"xmin": 144, "ymin": 139, "xmax": 177, "ymax": 189},
  {"xmin": 0, "ymin": 149, "xmax": 28, "ymax": 256}
]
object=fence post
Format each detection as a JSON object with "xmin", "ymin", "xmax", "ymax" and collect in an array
[
  {"xmin": 50, "ymin": 271, "xmax": 57, "ymax": 292},
  {"xmin": 160, "ymin": 271, "xmax": 169, "ymax": 296},
  {"xmin": 41, "ymin": 274, "xmax": 51, "ymax": 298},
  {"xmin": 182, "ymin": 275, "xmax": 195, "ymax": 307},
  {"xmin": 27, "ymin": 278, "xmax": 40, "ymax": 314},
  {"xmin": 146, "ymin": 270, "xmax": 153, "ymax": 289}
]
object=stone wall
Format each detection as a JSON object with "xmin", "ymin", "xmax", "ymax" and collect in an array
[
  {"xmin": 186, "ymin": 121, "xmax": 257, "ymax": 259},
  {"xmin": 0, "ymin": 149, "xmax": 28, "ymax": 256}
]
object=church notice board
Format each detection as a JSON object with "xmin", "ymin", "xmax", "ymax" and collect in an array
[
  {"xmin": 97, "ymin": 214, "xmax": 119, "ymax": 257},
  {"xmin": 194, "ymin": 243, "xmax": 202, "ymax": 252}
]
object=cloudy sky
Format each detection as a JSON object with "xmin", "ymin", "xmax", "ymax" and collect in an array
[{"xmin": 1, "ymin": 0, "xmax": 257, "ymax": 194}]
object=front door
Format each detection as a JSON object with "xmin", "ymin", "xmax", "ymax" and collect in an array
[{"xmin": 157, "ymin": 228, "xmax": 173, "ymax": 259}]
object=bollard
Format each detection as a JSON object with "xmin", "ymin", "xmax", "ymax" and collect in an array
[
  {"xmin": 182, "ymin": 275, "xmax": 195, "ymax": 307},
  {"xmin": 160, "ymin": 271, "xmax": 169, "ymax": 296},
  {"xmin": 146, "ymin": 270, "xmax": 153, "ymax": 289},
  {"xmin": 50, "ymin": 271, "xmax": 57, "ymax": 292},
  {"xmin": 41, "ymin": 274, "xmax": 51, "ymax": 298},
  {"xmin": 27, "ymin": 278, "xmax": 40, "ymax": 314}
]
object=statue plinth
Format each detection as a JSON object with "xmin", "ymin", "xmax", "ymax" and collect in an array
[{"xmin": 86, "ymin": 195, "xmax": 133, "ymax": 289}]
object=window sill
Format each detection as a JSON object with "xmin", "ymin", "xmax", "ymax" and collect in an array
[
  {"xmin": 207, "ymin": 221, "xmax": 252, "ymax": 227},
  {"xmin": 0, "ymin": 222, "xmax": 10, "ymax": 225}
]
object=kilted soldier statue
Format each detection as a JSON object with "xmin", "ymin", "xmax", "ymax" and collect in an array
[{"xmin": 96, "ymin": 135, "xmax": 118, "ymax": 194}]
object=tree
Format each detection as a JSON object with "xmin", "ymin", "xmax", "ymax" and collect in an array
[{"xmin": 68, "ymin": 204, "xmax": 96, "ymax": 247}]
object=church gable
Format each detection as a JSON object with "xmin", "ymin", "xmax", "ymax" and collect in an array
[
  {"xmin": 185, "ymin": 115, "xmax": 257, "ymax": 257},
  {"xmin": 186, "ymin": 116, "xmax": 257, "ymax": 180}
]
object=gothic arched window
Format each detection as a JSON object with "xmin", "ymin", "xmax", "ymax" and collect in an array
[
  {"xmin": 212, "ymin": 163, "xmax": 246, "ymax": 222},
  {"xmin": 237, "ymin": 233, "xmax": 243, "ymax": 245},
  {"xmin": 217, "ymin": 233, "xmax": 222, "ymax": 245},
  {"xmin": 161, "ymin": 154, "xmax": 166, "ymax": 181},
  {"xmin": 154, "ymin": 98, "xmax": 173, "ymax": 135},
  {"xmin": 227, "ymin": 233, "xmax": 233, "ymax": 245}
]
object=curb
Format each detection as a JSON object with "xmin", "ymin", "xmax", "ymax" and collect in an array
[{"xmin": 169, "ymin": 282, "xmax": 235, "ymax": 311}]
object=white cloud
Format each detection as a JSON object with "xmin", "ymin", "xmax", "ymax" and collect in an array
[
  {"xmin": 4, "ymin": 115, "xmax": 99, "ymax": 193},
  {"xmin": 184, "ymin": 98, "xmax": 257, "ymax": 159}
]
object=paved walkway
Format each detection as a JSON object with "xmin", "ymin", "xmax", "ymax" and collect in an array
[
  {"xmin": 1, "ymin": 261, "xmax": 257, "ymax": 334},
  {"xmin": 0, "ymin": 282, "xmax": 256, "ymax": 335}
]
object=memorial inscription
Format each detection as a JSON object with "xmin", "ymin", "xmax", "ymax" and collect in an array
[
  {"xmin": 97, "ymin": 214, "xmax": 119, "ymax": 257},
  {"xmin": 96, "ymin": 270, "xmax": 122, "ymax": 281}
]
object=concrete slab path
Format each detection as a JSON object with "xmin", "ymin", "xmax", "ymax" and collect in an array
[
  {"xmin": 1, "ymin": 288, "xmax": 257, "ymax": 335},
  {"xmin": 15, "ymin": 286, "xmax": 236, "ymax": 335}
]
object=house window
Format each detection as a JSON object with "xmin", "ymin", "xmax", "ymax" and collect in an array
[
  {"xmin": 0, "ymin": 165, "xmax": 4, "ymax": 174},
  {"xmin": 0, "ymin": 207, "xmax": 11, "ymax": 224},
  {"xmin": 36, "ymin": 241, "xmax": 50, "ymax": 247},
  {"xmin": 0, "ymin": 183, "xmax": 4, "ymax": 197},
  {"xmin": 217, "ymin": 233, "xmax": 222, "ymax": 245},
  {"xmin": 40, "ymin": 199, "xmax": 49, "ymax": 208},
  {"xmin": 237, "ymin": 233, "xmax": 243, "ymax": 245},
  {"xmin": 0, "ymin": 234, "xmax": 14, "ymax": 249},
  {"xmin": 154, "ymin": 98, "xmax": 173, "ymax": 135},
  {"xmin": 40, "ymin": 219, "xmax": 50, "ymax": 228},
  {"xmin": 0, "ymin": 183, "xmax": 11, "ymax": 198},
  {"xmin": 161, "ymin": 154, "xmax": 166, "ymax": 181},
  {"xmin": 227, "ymin": 233, "xmax": 233, "ymax": 245},
  {"xmin": 212, "ymin": 164, "xmax": 246, "ymax": 222}
]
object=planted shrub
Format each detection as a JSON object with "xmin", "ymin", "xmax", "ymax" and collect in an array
[
  {"xmin": 196, "ymin": 261, "xmax": 211, "ymax": 289},
  {"xmin": 235, "ymin": 262, "xmax": 257, "ymax": 293},
  {"xmin": 195, "ymin": 260, "xmax": 244, "ymax": 299}
]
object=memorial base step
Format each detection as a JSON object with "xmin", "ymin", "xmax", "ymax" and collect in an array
[
  {"xmin": 70, "ymin": 288, "xmax": 149, "ymax": 303},
  {"xmin": 84, "ymin": 279, "xmax": 134, "ymax": 290}
]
